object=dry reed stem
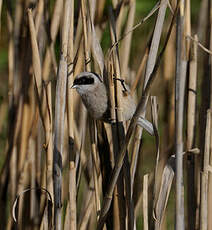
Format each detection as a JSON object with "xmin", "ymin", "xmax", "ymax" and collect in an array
[
  {"xmin": 130, "ymin": 36, "xmax": 151, "ymax": 190},
  {"xmin": 89, "ymin": 119, "xmax": 101, "ymax": 219},
  {"xmin": 107, "ymin": 10, "xmax": 124, "ymax": 230},
  {"xmin": 14, "ymin": 0, "xmax": 23, "ymax": 71},
  {"xmin": 14, "ymin": 0, "xmax": 22, "ymax": 25},
  {"xmin": 185, "ymin": 0, "xmax": 191, "ymax": 59},
  {"xmin": 130, "ymin": 33, "xmax": 152, "ymax": 198},
  {"xmin": 120, "ymin": 0, "xmax": 136, "ymax": 77},
  {"xmin": 44, "ymin": 83, "xmax": 54, "ymax": 202},
  {"xmin": 139, "ymin": 1, "xmax": 168, "ymax": 225},
  {"xmin": 28, "ymin": 7, "xmax": 54, "ymax": 209},
  {"xmin": 66, "ymin": 0, "xmax": 76, "ymax": 228},
  {"xmin": 131, "ymin": 45, "xmax": 149, "ymax": 93},
  {"xmin": 52, "ymin": 0, "xmax": 72, "ymax": 227},
  {"xmin": 6, "ymin": 146, "xmax": 17, "ymax": 230},
  {"xmin": 37, "ymin": 79, "xmax": 53, "ymax": 228},
  {"xmin": 28, "ymin": 9, "xmax": 42, "ymax": 93},
  {"xmin": 197, "ymin": 0, "xmax": 208, "ymax": 42},
  {"xmin": 10, "ymin": 146, "xmax": 17, "ymax": 201},
  {"xmin": 88, "ymin": 0, "xmax": 104, "ymax": 76},
  {"xmin": 197, "ymin": 0, "xmax": 211, "ymax": 226},
  {"xmin": 108, "ymin": 7, "xmax": 124, "ymax": 121},
  {"xmin": 18, "ymin": 102, "xmax": 33, "ymax": 170},
  {"xmin": 53, "ymin": 55, "xmax": 67, "ymax": 230},
  {"xmin": 17, "ymin": 156, "xmax": 30, "ymax": 229},
  {"xmin": 175, "ymin": 1, "xmax": 187, "ymax": 228},
  {"xmin": 186, "ymin": 34, "xmax": 198, "ymax": 229},
  {"xmin": 6, "ymin": 11, "xmax": 18, "ymax": 227},
  {"xmin": 40, "ymin": 204, "xmax": 49, "ymax": 230},
  {"xmin": 134, "ymin": 173, "xmax": 154, "ymax": 218},
  {"xmin": 7, "ymin": 9, "xmax": 15, "ymax": 105},
  {"xmin": 96, "ymin": 1, "xmax": 105, "ymax": 22},
  {"xmin": 0, "ymin": 95, "xmax": 22, "ymax": 188},
  {"xmin": 115, "ymin": 2, "xmax": 126, "ymax": 38},
  {"xmin": 143, "ymin": 0, "xmax": 168, "ymax": 89},
  {"xmin": 107, "ymin": 59, "xmax": 116, "ymax": 122},
  {"xmin": 200, "ymin": 110, "xmax": 211, "ymax": 230},
  {"xmin": 78, "ymin": 189, "xmax": 95, "ymax": 230},
  {"xmin": 62, "ymin": 0, "xmax": 71, "ymax": 57},
  {"xmin": 186, "ymin": 34, "xmax": 197, "ymax": 150},
  {"xmin": 163, "ymin": 21, "xmax": 175, "ymax": 146},
  {"xmin": 88, "ymin": 0, "xmax": 103, "ymax": 219},
  {"xmin": 35, "ymin": 0, "xmax": 44, "ymax": 34},
  {"xmin": 64, "ymin": 202, "xmax": 70, "ymax": 230},
  {"xmin": 69, "ymin": 162, "xmax": 77, "ymax": 230},
  {"xmin": 80, "ymin": 0, "xmax": 91, "ymax": 177},
  {"xmin": 42, "ymin": 0, "xmax": 63, "ymax": 80},
  {"xmin": 109, "ymin": 8, "xmax": 131, "ymax": 230},
  {"xmin": 73, "ymin": 15, "xmax": 83, "ymax": 59},
  {"xmin": 29, "ymin": 137, "xmax": 38, "ymax": 223},
  {"xmin": 134, "ymin": 3, "xmax": 169, "ymax": 217},
  {"xmin": 154, "ymin": 156, "xmax": 175, "ymax": 230},
  {"xmin": 130, "ymin": 98, "xmax": 153, "ymax": 209},
  {"xmin": 208, "ymin": 6, "xmax": 212, "ymax": 229},
  {"xmin": 143, "ymin": 174, "xmax": 149, "ymax": 230},
  {"xmin": 130, "ymin": 123, "xmax": 143, "ymax": 193},
  {"xmin": 81, "ymin": 0, "xmax": 91, "ymax": 72},
  {"xmin": 80, "ymin": 2, "xmax": 99, "ymax": 228},
  {"xmin": 151, "ymin": 97, "xmax": 160, "ymax": 213}
]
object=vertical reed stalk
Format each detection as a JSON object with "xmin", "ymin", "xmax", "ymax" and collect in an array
[
  {"xmin": 200, "ymin": 110, "xmax": 211, "ymax": 230},
  {"xmin": 42, "ymin": 0, "xmax": 63, "ymax": 80},
  {"xmin": 143, "ymin": 174, "xmax": 149, "ymax": 230},
  {"xmin": 81, "ymin": 2, "xmax": 99, "ymax": 228},
  {"xmin": 175, "ymin": 1, "xmax": 187, "ymax": 229},
  {"xmin": 69, "ymin": 162, "xmax": 77, "ymax": 230},
  {"xmin": 208, "ymin": 3, "xmax": 212, "ymax": 228},
  {"xmin": 120, "ymin": 0, "xmax": 136, "ymax": 77},
  {"xmin": 186, "ymin": 34, "xmax": 198, "ymax": 230},
  {"xmin": 67, "ymin": 0, "xmax": 76, "ymax": 229},
  {"xmin": 142, "ymin": 1, "xmax": 168, "ymax": 228},
  {"xmin": 108, "ymin": 7, "xmax": 134, "ymax": 230},
  {"xmin": 53, "ymin": 0, "xmax": 71, "ymax": 227}
]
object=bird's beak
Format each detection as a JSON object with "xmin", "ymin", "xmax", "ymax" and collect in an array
[{"xmin": 71, "ymin": 84, "xmax": 77, "ymax": 89}]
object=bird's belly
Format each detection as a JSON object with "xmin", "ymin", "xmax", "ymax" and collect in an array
[{"xmin": 82, "ymin": 95, "xmax": 108, "ymax": 120}]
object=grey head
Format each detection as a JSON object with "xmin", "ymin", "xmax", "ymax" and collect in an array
[
  {"xmin": 71, "ymin": 72, "xmax": 103, "ymax": 95},
  {"xmin": 71, "ymin": 72, "xmax": 109, "ymax": 120}
]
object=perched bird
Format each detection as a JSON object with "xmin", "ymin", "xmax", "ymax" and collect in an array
[{"xmin": 71, "ymin": 72, "xmax": 153, "ymax": 135}]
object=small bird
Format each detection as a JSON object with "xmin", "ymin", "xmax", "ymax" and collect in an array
[{"xmin": 71, "ymin": 72, "xmax": 154, "ymax": 135}]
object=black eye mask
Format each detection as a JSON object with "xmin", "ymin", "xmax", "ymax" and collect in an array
[{"xmin": 73, "ymin": 76, "xmax": 95, "ymax": 85}]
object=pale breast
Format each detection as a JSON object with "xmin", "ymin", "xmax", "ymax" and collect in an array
[
  {"xmin": 80, "ymin": 84, "xmax": 136, "ymax": 122},
  {"xmin": 81, "ymin": 87, "xmax": 108, "ymax": 120}
]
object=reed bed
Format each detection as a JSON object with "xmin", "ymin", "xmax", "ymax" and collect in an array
[{"xmin": 0, "ymin": 0, "xmax": 211, "ymax": 229}]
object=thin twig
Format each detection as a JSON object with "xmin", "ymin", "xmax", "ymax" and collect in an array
[{"xmin": 186, "ymin": 35, "xmax": 212, "ymax": 55}]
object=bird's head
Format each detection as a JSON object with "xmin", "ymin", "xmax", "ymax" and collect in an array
[{"xmin": 71, "ymin": 72, "xmax": 103, "ymax": 95}]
